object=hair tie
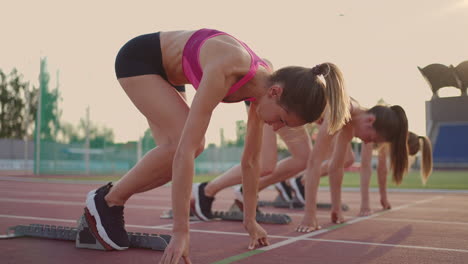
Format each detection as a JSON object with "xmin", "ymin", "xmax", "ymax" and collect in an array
[{"xmin": 311, "ymin": 63, "xmax": 331, "ymax": 77}]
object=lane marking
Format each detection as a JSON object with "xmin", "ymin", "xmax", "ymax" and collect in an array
[
  {"xmin": 0, "ymin": 198, "xmax": 170, "ymax": 210},
  {"xmin": 0, "ymin": 190, "xmax": 236, "ymax": 203},
  {"xmin": 212, "ymin": 196, "xmax": 443, "ymax": 263},
  {"xmin": 302, "ymin": 237, "xmax": 468, "ymax": 253},
  {"xmin": 0, "ymin": 214, "xmax": 174, "ymax": 230},
  {"xmin": 3, "ymin": 209, "xmax": 468, "ymax": 256}
]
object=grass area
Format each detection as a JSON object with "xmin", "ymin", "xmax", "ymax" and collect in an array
[
  {"xmin": 21, "ymin": 170, "xmax": 468, "ymax": 190},
  {"xmin": 39, "ymin": 174, "xmax": 219, "ymax": 183},
  {"xmin": 319, "ymin": 170, "xmax": 468, "ymax": 190}
]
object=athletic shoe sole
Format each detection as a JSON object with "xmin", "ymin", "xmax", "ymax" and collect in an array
[
  {"xmin": 191, "ymin": 183, "xmax": 210, "ymax": 221},
  {"xmin": 85, "ymin": 189, "xmax": 128, "ymax": 250},
  {"xmin": 275, "ymin": 182, "xmax": 292, "ymax": 202},
  {"xmin": 233, "ymin": 186, "xmax": 244, "ymax": 211},
  {"xmin": 289, "ymin": 178, "xmax": 305, "ymax": 204}
]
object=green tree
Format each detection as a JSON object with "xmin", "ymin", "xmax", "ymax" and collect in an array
[
  {"xmin": 60, "ymin": 119, "xmax": 115, "ymax": 148},
  {"xmin": 141, "ymin": 128, "xmax": 156, "ymax": 153},
  {"xmin": 0, "ymin": 68, "xmax": 38, "ymax": 139},
  {"xmin": 37, "ymin": 58, "xmax": 61, "ymax": 141},
  {"xmin": 235, "ymin": 120, "xmax": 246, "ymax": 146}
]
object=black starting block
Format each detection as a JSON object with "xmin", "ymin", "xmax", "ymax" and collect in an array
[
  {"xmin": 161, "ymin": 205, "xmax": 291, "ymax": 225},
  {"xmin": 1, "ymin": 210, "xmax": 171, "ymax": 251},
  {"xmin": 258, "ymin": 194, "xmax": 350, "ymax": 211}
]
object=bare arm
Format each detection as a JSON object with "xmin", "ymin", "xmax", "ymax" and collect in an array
[
  {"xmin": 327, "ymin": 124, "xmax": 353, "ymax": 222},
  {"xmin": 241, "ymin": 103, "xmax": 264, "ymax": 221},
  {"xmin": 298, "ymin": 117, "xmax": 336, "ymax": 231},
  {"xmin": 359, "ymin": 142, "xmax": 374, "ymax": 216},
  {"xmin": 376, "ymin": 144, "xmax": 391, "ymax": 209},
  {"xmin": 171, "ymin": 66, "xmax": 228, "ymax": 233}
]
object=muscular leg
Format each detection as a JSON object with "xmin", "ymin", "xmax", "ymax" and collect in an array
[
  {"xmin": 105, "ymin": 75, "xmax": 203, "ymax": 206},
  {"xmin": 257, "ymin": 126, "xmax": 311, "ymax": 190},
  {"xmin": 204, "ymin": 124, "xmax": 277, "ymax": 197}
]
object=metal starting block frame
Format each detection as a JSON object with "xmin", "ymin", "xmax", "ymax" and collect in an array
[
  {"xmin": 258, "ymin": 194, "xmax": 350, "ymax": 211},
  {"xmin": 213, "ymin": 210, "xmax": 291, "ymax": 224},
  {"xmin": 1, "ymin": 213, "xmax": 171, "ymax": 251},
  {"xmin": 161, "ymin": 208, "xmax": 291, "ymax": 225}
]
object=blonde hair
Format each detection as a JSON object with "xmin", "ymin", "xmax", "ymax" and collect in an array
[
  {"xmin": 408, "ymin": 132, "xmax": 433, "ymax": 185},
  {"xmin": 269, "ymin": 63, "xmax": 350, "ymax": 134}
]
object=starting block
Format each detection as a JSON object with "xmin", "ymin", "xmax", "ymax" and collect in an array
[
  {"xmin": 258, "ymin": 194, "xmax": 350, "ymax": 211},
  {"xmin": 1, "ymin": 209, "xmax": 171, "ymax": 251},
  {"xmin": 161, "ymin": 205, "xmax": 291, "ymax": 225}
]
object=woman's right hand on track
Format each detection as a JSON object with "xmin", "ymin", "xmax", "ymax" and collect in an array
[{"xmin": 160, "ymin": 232, "xmax": 192, "ymax": 264}]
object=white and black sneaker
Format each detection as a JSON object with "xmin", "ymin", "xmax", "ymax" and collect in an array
[
  {"xmin": 233, "ymin": 186, "xmax": 261, "ymax": 213},
  {"xmin": 289, "ymin": 176, "xmax": 306, "ymax": 204},
  {"xmin": 191, "ymin": 182, "xmax": 214, "ymax": 221},
  {"xmin": 274, "ymin": 181, "xmax": 293, "ymax": 202},
  {"xmin": 233, "ymin": 185, "xmax": 244, "ymax": 211},
  {"xmin": 85, "ymin": 182, "xmax": 129, "ymax": 250}
]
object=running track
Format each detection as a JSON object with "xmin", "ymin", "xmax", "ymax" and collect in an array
[{"xmin": 0, "ymin": 176, "xmax": 467, "ymax": 263}]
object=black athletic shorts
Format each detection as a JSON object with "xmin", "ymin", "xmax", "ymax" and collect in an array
[{"xmin": 114, "ymin": 32, "xmax": 186, "ymax": 92}]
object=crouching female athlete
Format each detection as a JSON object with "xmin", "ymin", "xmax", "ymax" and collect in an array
[{"xmin": 84, "ymin": 28, "xmax": 350, "ymax": 263}]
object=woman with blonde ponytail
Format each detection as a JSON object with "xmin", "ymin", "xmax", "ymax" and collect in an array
[
  {"xmin": 190, "ymin": 62, "xmax": 352, "ymax": 222},
  {"xmin": 82, "ymin": 26, "xmax": 352, "ymax": 262},
  {"xmin": 358, "ymin": 131, "xmax": 433, "ymax": 216},
  {"xmin": 295, "ymin": 101, "xmax": 409, "ymax": 233}
]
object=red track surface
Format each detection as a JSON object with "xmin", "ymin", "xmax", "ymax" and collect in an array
[{"xmin": 1, "ymin": 177, "xmax": 467, "ymax": 264}]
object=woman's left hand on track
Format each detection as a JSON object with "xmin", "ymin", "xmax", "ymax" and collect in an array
[{"xmin": 244, "ymin": 220, "xmax": 270, "ymax": 250}]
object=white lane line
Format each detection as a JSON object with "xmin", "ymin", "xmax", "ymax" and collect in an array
[
  {"xmin": 297, "ymin": 212, "xmax": 468, "ymax": 227},
  {"xmin": 2, "ymin": 196, "xmax": 466, "ymax": 226},
  {"xmin": 0, "ymin": 214, "xmax": 174, "ymax": 230},
  {"xmin": 3, "ymin": 211, "xmax": 468, "ymax": 254},
  {"xmin": 371, "ymin": 217, "xmax": 468, "ymax": 226},
  {"xmin": 155, "ymin": 227, "xmax": 468, "ymax": 253},
  {"xmin": 302, "ymin": 237, "xmax": 468, "ymax": 253},
  {"xmin": 260, "ymin": 196, "xmax": 443, "ymax": 251},
  {"xmin": 0, "ymin": 190, "xmax": 235, "ymax": 203},
  {"xmin": 0, "ymin": 198, "xmax": 170, "ymax": 210}
]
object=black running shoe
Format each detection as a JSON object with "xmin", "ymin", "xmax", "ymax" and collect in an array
[
  {"xmin": 85, "ymin": 182, "xmax": 129, "ymax": 250},
  {"xmin": 233, "ymin": 185, "xmax": 244, "ymax": 211},
  {"xmin": 289, "ymin": 176, "xmax": 305, "ymax": 204},
  {"xmin": 191, "ymin": 182, "xmax": 214, "ymax": 221},
  {"xmin": 274, "ymin": 181, "xmax": 293, "ymax": 202}
]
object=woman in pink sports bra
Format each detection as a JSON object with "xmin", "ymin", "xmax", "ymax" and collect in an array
[{"xmin": 84, "ymin": 28, "xmax": 351, "ymax": 264}]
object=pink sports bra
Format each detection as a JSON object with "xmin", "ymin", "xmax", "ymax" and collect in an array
[{"xmin": 182, "ymin": 29, "xmax": 270, "ymax": 103}]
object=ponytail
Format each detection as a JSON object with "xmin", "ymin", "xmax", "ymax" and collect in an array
[
  {"xmin": 316, "ymin": 63, "xmax": 351, "ymax": 134},
  {"xmin": 369, "ymin": 105, "xmax": 409, "ymax": 185},
  {"xmin": 418, "ymin": 136, "xmax": 433, "ymax": 185},
  {"xmin": 407, "ymin": 132, "xmax": 433, "ymax": 185},
  {"xmin": 389, "ymin": 106, "xmax": 409, "ymax": 185},
  {"xmin": 270, "ymin": 63, "xmax": 350, "ymax": 131}
]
